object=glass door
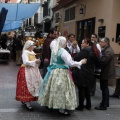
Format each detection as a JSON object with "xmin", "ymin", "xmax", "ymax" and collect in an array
[{"xmin": 77, "ymin": 17, "xmax": 95, "ymax": 46}]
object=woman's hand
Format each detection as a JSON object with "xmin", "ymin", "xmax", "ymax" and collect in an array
[{"xmin": 80, "ymin": 58, "xmax": 87, "ymax": 64}]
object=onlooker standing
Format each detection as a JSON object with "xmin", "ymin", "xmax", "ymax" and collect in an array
[
  {"xmin": 90, "ymin": 34, "xmax": 101, "ymax": 96},
  {"xmin": 1, "ymin": 34, "xmax": 8, "ymax": 49},
  {"xmin": 95, "ymin": 37, "xmax": 115, "ymax": 110},
  {"xmin": 42, "ymin": 27, "xmax": 58, "ymax": 78},
  {"xmin": 66, "ymin": 33, "xmax": 80, "ymax": 56},
  {"xmin": 15, "ymin": 35, "xmax": 23, "ymax": 65},
  {"xmin": 6, "ymin": 35, "xmax": 14, "ymax": 60},
  {"xmin": 91, "ymin": 34, "xmax": 101, "ymax": 52}
]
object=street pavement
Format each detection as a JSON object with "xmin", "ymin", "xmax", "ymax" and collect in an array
[{"xmin": 0, "ymin": 61, "xmax": 120, "ymax": 120}]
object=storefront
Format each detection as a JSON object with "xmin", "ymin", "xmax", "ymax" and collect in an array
[{"xmin": 52, "ymin": 0, "xmax": 120, "ymax": 54}]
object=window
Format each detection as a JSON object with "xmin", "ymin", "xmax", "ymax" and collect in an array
[
  {"xmin": 55, "ymin": 12, "xmax": 59, "ymax": 23},
  {"xmin": 65, "ymin": 6, "xmax": 75, "ymax": 22}
]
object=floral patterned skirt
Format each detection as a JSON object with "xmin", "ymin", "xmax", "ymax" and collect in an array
[
  {"xmin": 38, "ymin": 68, "xmax": 77, "ymax": 110},
  {"xmin": 16, "ymin": 67, "xmax": 38, "ymax": 102}
]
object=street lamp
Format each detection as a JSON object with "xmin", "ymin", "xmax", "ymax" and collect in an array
[{"xmin": 79, "ymin": 4, "xmax": 86, "ymax": 14}]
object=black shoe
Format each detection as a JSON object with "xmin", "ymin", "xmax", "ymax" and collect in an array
[
  {"xmin": 84, "ymin": 105, "xmax": 91, "ymax": 110},
  {"xmin": 90, "ymin": 92, "xmax": 95, "ymax": 96},
  {"xmin": 95, "ymin": 106, "xmax": 107, "ymax": 110},
  {"xmin": 100, "ymin": 103, "xmax": 109, "ymax": 107},
  {"xmin": 109, "ymin": 94, "xmax": 119, "ymax": 98},
  {"xmin": 76, "ymin": 106, "xmax": 84, "ymax": 111}
]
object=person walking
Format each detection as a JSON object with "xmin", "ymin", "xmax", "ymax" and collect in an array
[
  {"xmin": 16, "ymin": 40, "xmax": 43, "ymax": 111},
  {"xmin": 73, "ymin": 38, "xmax": 100, "ymax": 111},
  {"xmin": 38, "ymin": 36, "xmax": 87, "ymax": 116},
  {"xmin": 95, "ymin": 37, "xmax": 116, "ymax": 110}
]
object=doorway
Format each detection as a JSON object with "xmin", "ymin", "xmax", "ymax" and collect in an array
[{"xmin": 77, "ymin": 17, "xmax": 95, "ymax": 46}]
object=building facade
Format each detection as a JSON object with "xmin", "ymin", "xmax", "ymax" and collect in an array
[
  {"xmin": 42, "ymin": 0, "xmax": 57, "ymax": 33},
  {"xmin": 52, "ymin": 0, "xmax": 120, "ymax": 54}
]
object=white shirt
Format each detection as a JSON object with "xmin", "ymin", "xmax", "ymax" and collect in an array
[
  {"xmin": 96, "ymin": 43, "xmax": 101, "ymax": 52},
  {"xmin": 69, "ymin": 44, "xmax": 80, "ymax": 54},
  {"xmin": 67, "ymin": 40, "xmax": 80, "ymax": 54},
  {"xmin": 50, "ymin": 38, "xmax": 57, "ymax": 50},
  {"xmin": 61, "ymin": 49, "xmax": 82, "ymax": 69}
]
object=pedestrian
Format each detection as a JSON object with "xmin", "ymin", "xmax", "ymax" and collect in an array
[
  {"xmin": 15, "ymin": 35, "xmax": 23, "ymax": 65},
  {"xmin": 42, "ymin": 27, "xmax": 58, "ymax": 78},
  {"xmin": 73, "ymin": 38, "xmax": 100, "ymax": 111},
  {"xmin": 38, "ymin": 36, "xmax": 87, "ymax": 116},
  {"xmin": 6, "ymin": 35, "xmax": 14, "ymax": 60},
  {"xmin": 16, "ymin": 40, "xmax": 43, "ymax": 111},
  {"xmin": 95, "ymin": 37, "xmax": 116, "ymax": 110},
  {"xmin": 90, "ymin": 33, "xmax": 101, "ymax": 96}
]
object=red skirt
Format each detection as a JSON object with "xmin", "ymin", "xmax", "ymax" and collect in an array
[{"xmin": 16, "ymin": 67, "xmax": 38, "ymax": 102}]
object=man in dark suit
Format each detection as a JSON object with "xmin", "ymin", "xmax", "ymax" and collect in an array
[{"xmin": 95, "ymin": 37, "xmax": 116, "ymax": 110}]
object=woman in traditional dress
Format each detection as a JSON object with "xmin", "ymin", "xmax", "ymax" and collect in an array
[
  {"xmin": 38, "ymin": 36, "xmax": 87, "ymax": 115},
  {"xmin": 16, "ymin": 40, "xmax": 43, "ymax": 110}
]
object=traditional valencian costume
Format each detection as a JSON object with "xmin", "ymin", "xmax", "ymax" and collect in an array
[
  {"xmin": 38, "ymin": 36, "xmax": 86, "ymax": 115},
  {"xmin": 16, "ymin": 40, "xmax": 43, "ymax": 110}
]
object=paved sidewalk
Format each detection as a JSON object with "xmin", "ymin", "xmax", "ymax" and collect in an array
[{"xmin": 0, "ymin": 61, "xmax": 120, "ymax": 120}]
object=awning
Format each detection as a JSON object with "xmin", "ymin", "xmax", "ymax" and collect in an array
[
  {"xmin": 2, "ymin": 20, "xmax": 23, "ymax": 32},
  {"xmin": 0, "ymin": 7, "xmax": 8, "ymax": 33},
  {"xmin": 0, "ymin": 3, "xmax": 40, "ymax": 32}
]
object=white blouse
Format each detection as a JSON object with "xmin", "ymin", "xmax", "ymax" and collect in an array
[
  {"xmin": 96, "ymin": 43, "xmax": 101, "ymax": 52},
  {"xmin": 61, "ymin": 49, "xmax": 82, "ymax": 69},
  {"xmin": 22, "ymin": 50, "xmax": 36, "ymax": 67},
  {"xmin": 69, "ymin": 44, "xmax": 80, "ymax": 54}
]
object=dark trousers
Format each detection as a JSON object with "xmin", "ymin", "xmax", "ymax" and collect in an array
[
  {"xmin": 90, "ymin": 76, "xmax": 96, "ymax": 94},
  {"xmin": 78, "ymin": 86, "xmax": 91, "ymax": 108},
  {"xmin": 113, "ymin": 78, "xmax": 120, "ymax": 96},
  {"xmin": 42, "ymin": 61, "xmax": 49, "ymax": 78},
  {"xmin": 100, "ymin": 79, "xmax": 109, "ymax": 107}
]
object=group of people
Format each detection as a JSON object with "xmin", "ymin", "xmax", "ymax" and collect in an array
[
  {"xmin": 15, "ymin": 27, "xmax": 116, "ymax": 116},
  {"xmin": 0, "ymin": 33, "xmax": 24, "ymax": 65}
]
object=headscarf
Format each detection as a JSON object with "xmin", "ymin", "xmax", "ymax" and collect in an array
[
  {"xmin": 52, "ymin": 36, "xmax": 66, "ymax": 62},
  {"xmin": 23, "ymin": 40, "xmax": 34, "ymax": 52}
]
